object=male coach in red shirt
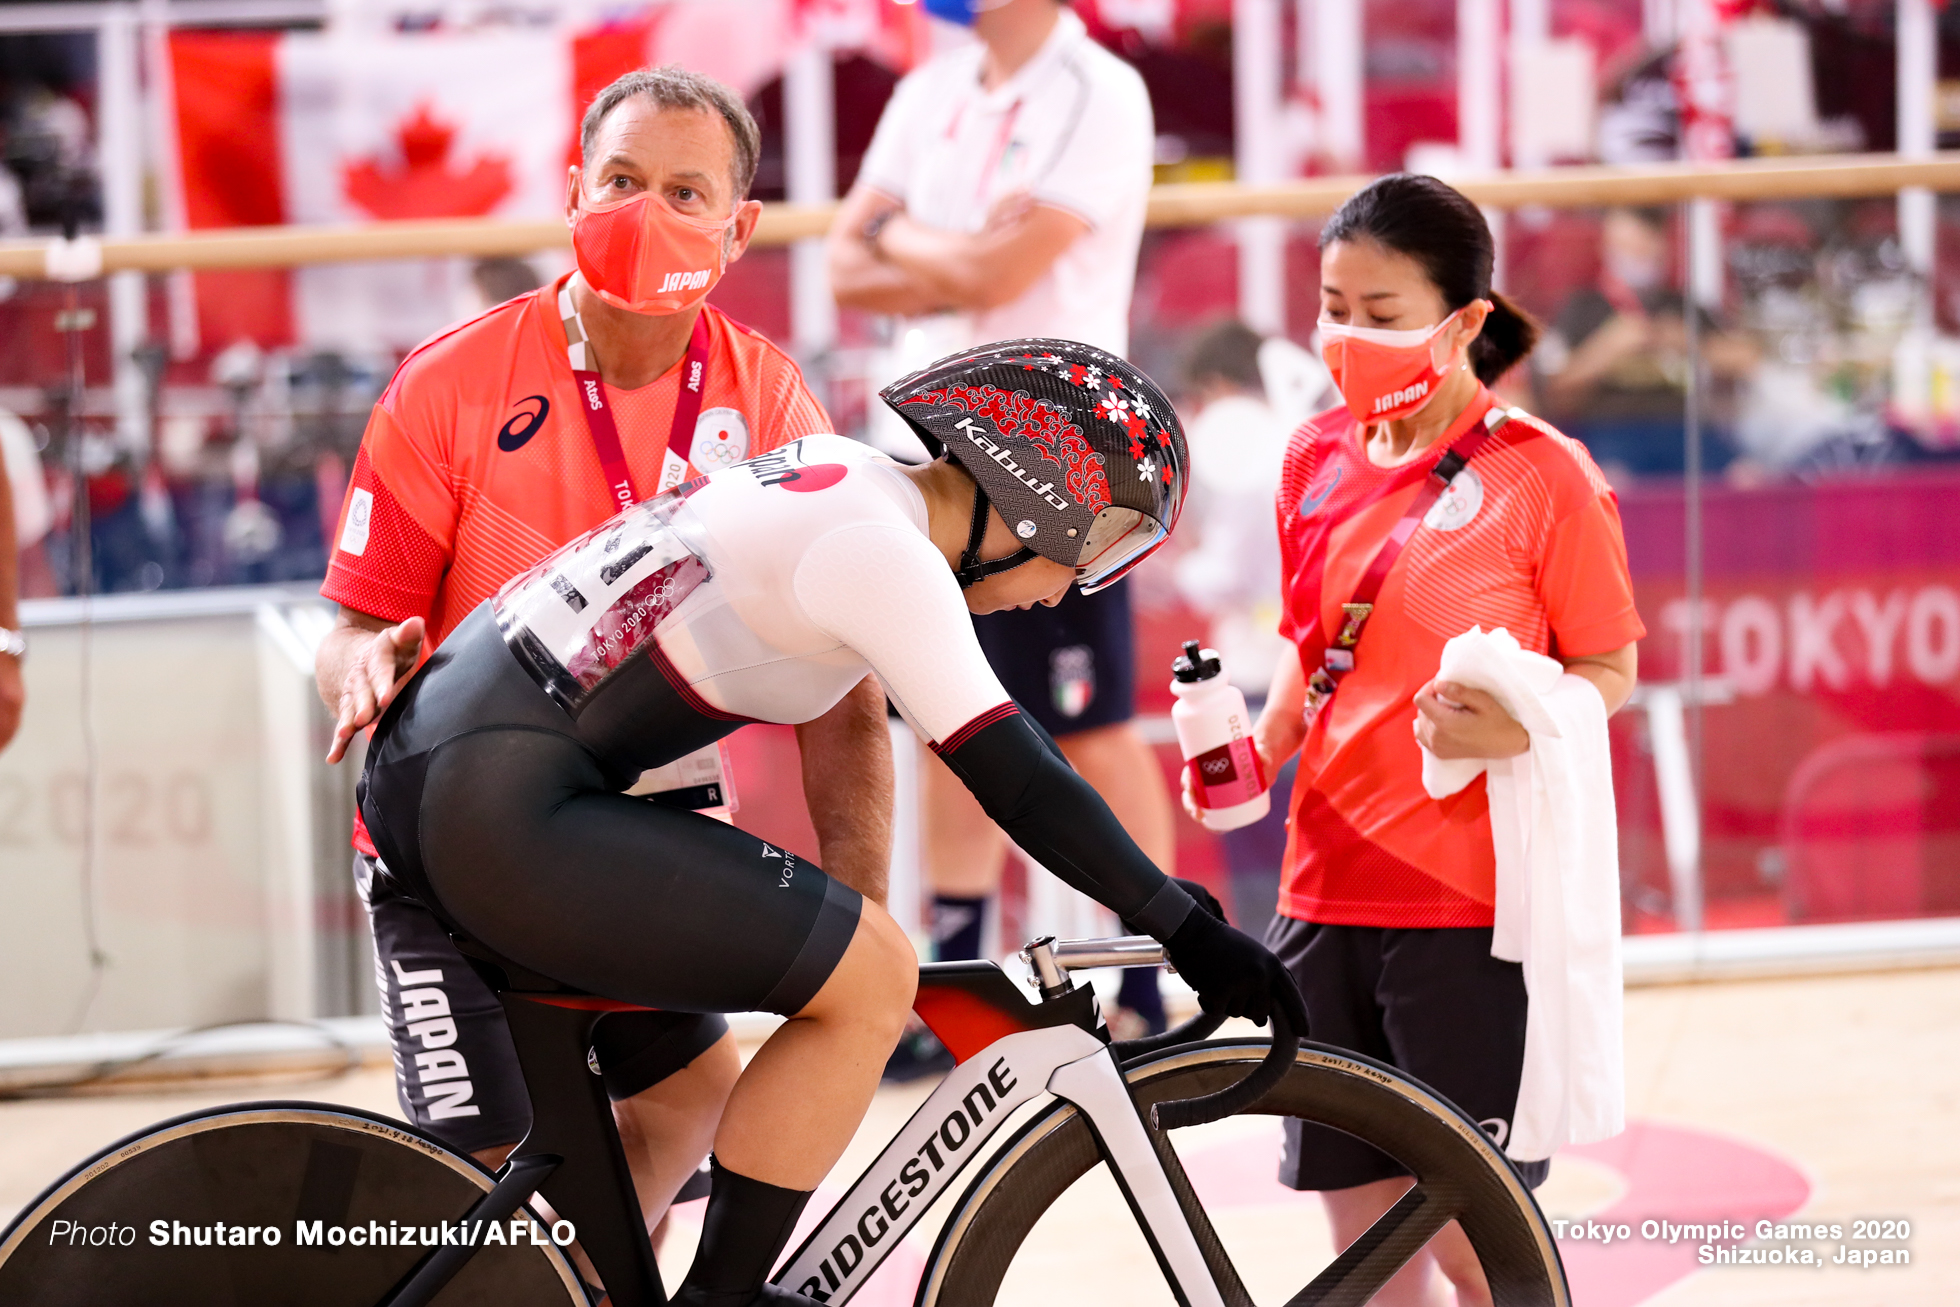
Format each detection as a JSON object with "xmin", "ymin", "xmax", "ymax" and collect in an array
[{"xmin": 314, "ymin": 66, "xmax": 893, "ymax": 1282}]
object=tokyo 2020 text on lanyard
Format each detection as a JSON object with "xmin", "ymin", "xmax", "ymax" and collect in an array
[
  {"xmin": 558, "ymin": 277, "xmax": 714, "ymax": 510},
  {"xmin": 1300, "ymin": 406, "xmax": 1524, "ymax": 719},
  {"xmin": 556, "ymin": 276, "xmax": 732, "ymax": 813}
]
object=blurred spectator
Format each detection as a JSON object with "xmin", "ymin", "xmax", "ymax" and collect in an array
[
  {"xmin": 828, "ymin": 0, "xmax": 1173, "ymax": 1054},
  {"xmin": 0, "ymin": 423, "xmax": 21, "ymax": 751},
  {"xmin": 1595, "ymin": 50, "xmax": 1679, "ymax": 165},
  {"xmin": 1174, "ymin": 320, "xmax": 1330, "ymax": 694},
  {"xmin": 0, "ymin": 150, "xmax": 21, "ymax": 235},
  {"xmin": 0, "ymin": 408, "xmax": 54, "ymax": 597},
  {"xmin": 1173, "ymin": 321, "xmax": 1331, "ymax": 937},
  {"xmin": 1534, "ymin": 207, "xmax": 1754, "ymax": 479},
  {"xmin": 470, "ymin": 256, "xmax": 544, "ymax": 311},
  {"xmin": 0, "ymin": 131, "xmax": 22, "ymax": 302},
  {"xmin": 3, "ymin": 82, "xmax": 98, "ymax": 229}
]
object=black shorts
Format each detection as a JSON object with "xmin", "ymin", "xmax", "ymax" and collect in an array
[
  {"xmin": 972, "ymin": 579, "xmax": 1135, "ymax": 738},
  {"xmin": 358, "ymin": 606, "xmax": 863, "ymax": 1043},
  {"xmin": 356, "ymin": 854, "xmax": 729, "ymax": 1156},
  {"xmin": 1264, "ymin": 917, "xmax": 1550, "ymax": 1191}
]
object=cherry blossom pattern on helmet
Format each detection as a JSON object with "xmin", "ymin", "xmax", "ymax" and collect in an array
[{"xmin": 882, "ymin": 337, "xmax": 1187, "ymax": 594}]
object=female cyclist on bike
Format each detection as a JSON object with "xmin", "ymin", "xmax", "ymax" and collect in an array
[{"xmin": 354, "ymin": 338, "xmax": 1305, "ymax": 1307}]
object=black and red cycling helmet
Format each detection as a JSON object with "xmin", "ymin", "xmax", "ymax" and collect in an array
[{"xmin": 880, "ymin": 337, "xmax": 1188, "ymax": 594}]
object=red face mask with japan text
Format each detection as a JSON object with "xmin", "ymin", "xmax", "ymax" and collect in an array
[
  {"xmin": 571, "ymin": 190, "xmax": 734, "ymax": 316},
  {"xmin": 1317, "ymin": 303, "xmax": 1485, "ymax": 424}
]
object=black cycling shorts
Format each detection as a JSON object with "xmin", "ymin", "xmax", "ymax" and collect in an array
[
  {"xmin": 1264, "ymin": 917, "xmax": 1550, "ymax": 1191},
  {"xmin": 972, "ymin": 578, "xmax": 1136, "ymax": 738},
  {"xmin": 359, "ymin": 606, "xmax": 864, "ymax": 1035},
  {"xmin": 356, "ymin": 854, "xmax": 729, "ymax": 1156}
]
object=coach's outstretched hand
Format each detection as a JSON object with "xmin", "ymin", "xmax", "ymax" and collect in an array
[
  {"xmin": 324, "ymin": 615, "xmax": 425, "ymax": 764},
  {"xmin": 1160, "ymin": 897, "xmax": 1299, "ymax": 1028}
]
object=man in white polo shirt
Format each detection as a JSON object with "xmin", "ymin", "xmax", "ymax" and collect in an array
[{"xmin": 829, "ymin": 0, "xmax": 1175, "ymax": 1061}]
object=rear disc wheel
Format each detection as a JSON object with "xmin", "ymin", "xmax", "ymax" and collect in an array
[{"xmin": 0, "ymin": 1099, "xmax": 585, "ymax": 1307}]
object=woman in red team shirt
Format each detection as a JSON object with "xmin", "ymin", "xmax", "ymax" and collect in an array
[{"xmin": 1240, "ymin": 175, "xmax": 1643, "ymax": 1306}]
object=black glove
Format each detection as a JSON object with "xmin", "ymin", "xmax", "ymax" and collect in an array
[
  {"xmin": 1160, "ymin": 905, "xmax": 1297, "ymax": 1027},
  {"xmin": 1123, "ymin": 876, "xmax": 1225, "ymax": 935}
]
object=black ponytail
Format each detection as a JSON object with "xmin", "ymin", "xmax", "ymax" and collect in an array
[
  {"xmin": 1320, "ymin": 173, "xmax": 1541, "ymax": 384},
  {"xmin": 1472, "ymin": 291, "xmax": 1538, "ymax": 384}
]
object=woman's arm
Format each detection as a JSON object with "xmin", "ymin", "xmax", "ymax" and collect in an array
[
  {"xmin": 1415, "ymin": 641, "xmax": 1639, "ymax": 761},
  {"xmin": 1253, "ymin": 648, "xmax": 1310, "ymax": 778},
  {"xmin": 1561, "ymin": 641, "xmax": 1638, "ymax": 715}
]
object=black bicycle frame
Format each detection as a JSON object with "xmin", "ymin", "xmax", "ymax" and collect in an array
[{"xmin": 378, "ymin": 946, "xmax": 1282, "ymax": 1307}]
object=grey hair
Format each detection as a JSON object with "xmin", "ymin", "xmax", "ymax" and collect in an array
[{"xmin": 579, "ymin": 65, "xmax": 761, "ymax": 201}]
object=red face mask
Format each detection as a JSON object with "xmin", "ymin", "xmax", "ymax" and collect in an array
[
  {"xmin": 1318, "ymin": 304, "xmax": 1483, "ymax": 424},
  {"xmin": 571, "ymin": 191, "xmax": 734, "ymax": 315}
]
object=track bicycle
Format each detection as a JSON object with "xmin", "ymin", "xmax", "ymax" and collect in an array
[{"xmin": 0, "ymin": 933, "xmax": 1569, "ymax": 1306}]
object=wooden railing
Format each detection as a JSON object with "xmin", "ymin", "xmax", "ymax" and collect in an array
[{"xmin": 4, "ymin": 153, "xmax": 1959, "ymax": 280}]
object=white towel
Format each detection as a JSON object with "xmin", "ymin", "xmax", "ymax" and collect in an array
[{"xmin": 1418, "ymin": 627, "xmax": 1625, "ymax": 1162}]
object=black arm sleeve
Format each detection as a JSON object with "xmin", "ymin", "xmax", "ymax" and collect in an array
[{"xmin": 935, "ymin": 709, "xmax": 1197, "ymax": 939}]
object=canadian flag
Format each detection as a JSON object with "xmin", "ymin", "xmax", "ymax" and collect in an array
[{"xmin": 165, "ymin": 1, "xmax": 916, "ymax": 355}]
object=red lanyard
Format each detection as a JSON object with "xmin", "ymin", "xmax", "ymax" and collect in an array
[
  {"xmin": 560, "ymin": 278, "xmax": 713, "ymax": 512},
  {"xmin": 1299, "ymin": 408, "xmax": 1519, "ymax": 717},
  {"xmin": 978, "ymin": 100, "xmax": 1022, "ymax": 207}
]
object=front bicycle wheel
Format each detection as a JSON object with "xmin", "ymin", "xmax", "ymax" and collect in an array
[
  {"xmin": 0, "ymin": 1100, "xmax": 585, "ymax": 1307},
  {"xmin": 918, "ymin": 1040, "xmax": 1568, "ymax": 1307}
]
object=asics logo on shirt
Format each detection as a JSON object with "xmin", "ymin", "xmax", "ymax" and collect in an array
[
  {"xmin": 1373, "ymin": 380, "xmax": 1429, "ymax": 414},
  {"xmin": 659, "ymin": 269, "xmax": 713, "ymax": 294},
  {"xmin": 1296, "ymin": 466, "xmax": 1341, "ymax": 518},
  {"xmin": 953, "ymin": 418, "xmax": 1070, "ymax": 513},
  {"xmin": 497, "ymin": 395, "xmax": 550, "ymax": 452}
]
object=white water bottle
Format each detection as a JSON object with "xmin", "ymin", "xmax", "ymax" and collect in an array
[{"xmin": 1170, "ymin": 640, "xmax": 1269, "ymax": 832}]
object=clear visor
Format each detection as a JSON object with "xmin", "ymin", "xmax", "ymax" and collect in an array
[{"xmin": 1074, "ymin": 506, "xmax": 1167, "ymax": 595}]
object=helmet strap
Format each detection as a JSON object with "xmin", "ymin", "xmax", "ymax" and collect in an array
[{"xmin": 955, "ymin": 482, "xmax": 1037, "ymax": 590}]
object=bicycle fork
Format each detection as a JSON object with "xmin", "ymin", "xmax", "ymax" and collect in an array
[{"xmin": 1048, "ymin": 1050, "xmax": 1241, "ymax": 1307}]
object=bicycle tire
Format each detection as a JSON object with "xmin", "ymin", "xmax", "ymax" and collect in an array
[
  {"xmin": 917, "ymin": 1040, "xmax": 1569, "ymax": 1307},
  {"xmin": 0, "ymin": 1099, "xmax": 586, "ymax": 1307}
]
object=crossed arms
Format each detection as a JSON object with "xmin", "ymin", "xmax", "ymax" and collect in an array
[{"xmin": 826, "ymin": 183, "xmax": 1089, "ymax": 317}]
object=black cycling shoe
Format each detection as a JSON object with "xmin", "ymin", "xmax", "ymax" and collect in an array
[
  {"xmin": 669, "ymin": 1158, "xmax": 813, "ymax": 1307},
  {"xmin": 880, "ymin": 1028, "xmax": 954, "ymax": 1084}
]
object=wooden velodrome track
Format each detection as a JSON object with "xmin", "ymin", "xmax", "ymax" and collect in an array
[{"xmin": 0, "ymin": 964, "xmax": 1951, "ymax": 1304}]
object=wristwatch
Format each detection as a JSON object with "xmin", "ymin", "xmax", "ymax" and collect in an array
[
  {"xmin": 0, "ymin": 628, "xmax": 24, "ymax": 660},
  {"xmin": 860, "ymin": 208, "xmax": 896, "ymax": 253}
]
